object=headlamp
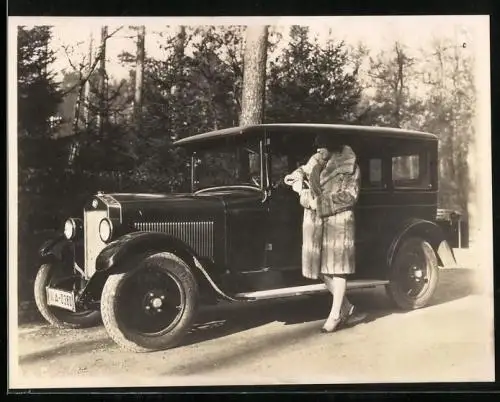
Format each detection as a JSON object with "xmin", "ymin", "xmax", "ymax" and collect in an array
[
  {"xmin": 63, "ymin": 218, "xmax": 82, "ymax": 240},
  {"xmin": 99, "ymin": 218, "xmax": 113, "ymax": 243}
]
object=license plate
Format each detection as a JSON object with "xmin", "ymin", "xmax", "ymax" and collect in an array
[{"xmin": 46, "ymin": 287, "xmax": 76, "ymax": 312}]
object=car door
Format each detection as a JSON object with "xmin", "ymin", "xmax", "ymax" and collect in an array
[
  {"xmin": 354, "ymin": 145, "xmax": 392, "ymax": 278},
  {"xmin": 265, "ymin": 151, "xmax": 304, "ymax": 272},
  {"xmin": 266, "ymin": 184, "xmax": 303, "ymax": 270},
  {"xmin": 225, "ymin": 191, "xmax": 269, "ymax": 273}
]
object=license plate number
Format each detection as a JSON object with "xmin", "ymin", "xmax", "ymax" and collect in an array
[{"xmin": 46, "ymin": 287, "xmax": 76, "ymax": 312}]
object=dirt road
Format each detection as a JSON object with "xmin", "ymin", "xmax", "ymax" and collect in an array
[{"xmin": 11, "ymin": 268, "xmax": 495, "ymax": 387}]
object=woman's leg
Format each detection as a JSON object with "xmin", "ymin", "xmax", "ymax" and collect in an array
[
  {"xmin": 330, "ymin": 274, "xmax": 348, "ymax": 319},
  {"xmin": 322, "ymin": 274, "xmax": 352, "ymax": 331}
]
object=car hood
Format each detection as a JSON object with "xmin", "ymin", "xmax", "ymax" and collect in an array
[{"xmin": 104, "ymin": 188, "xmax": 263, "ymax": 223}]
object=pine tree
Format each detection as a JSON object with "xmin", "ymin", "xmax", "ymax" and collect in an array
[
  {"xmin": 363, "ymin": 41, "xmax": 424, "ymax": 130},
  {"xmin": 17, "ymin": 25, "xmax": 62, "ymax": 140},
  {"xmin": 266, "ymin": 26, "xmax": 362, "ymax": 124},
  {"xmin": 420, "ymin": 36, "xmax": 476, "ymax": 216}
]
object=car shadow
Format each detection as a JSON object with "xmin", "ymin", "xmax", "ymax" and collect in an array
[
  {"xmin": 17, "ymin": 268, "xmax": 480, "ymax": 363},
  {"xmin": 180, "ymin": 299, "xmax": 306, "ymax": 347},
  {"xmin": 180, "ymin": 268, "xmax": 479, "ymax": 347},
  {"xmin": 18, "ymin": 337, "xmax": 116, "ymax": 365},
  {"xmin": 333, "ymin": 267, "xmax": 481, "ymax": 325},
  {"xmin": 164, "ymin": 269, "xmax": 480, "ymax": 375},
  {"xmin": 165, "ymin": 320, "xmax": 321, "ymax": 376}
]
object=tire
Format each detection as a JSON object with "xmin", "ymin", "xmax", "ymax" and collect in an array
[
  {"xmin": 386, "ymin": 236, "xmax": 439, "ymax": 310},
  {"xmin": 100, "ymin": 252, "xmax": 199, "ymax": 352},
  {"xmin": 34, "ymin": 263, "xmax": 101, "ymax": 329}
]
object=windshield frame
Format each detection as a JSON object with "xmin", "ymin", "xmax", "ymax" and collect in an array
[{"xmin": 187, "ymin": 132, "xmax": 267, "ymax": 194}]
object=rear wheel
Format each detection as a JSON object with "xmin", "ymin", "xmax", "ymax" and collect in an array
[
  {"xmin": 100, "ymin": 252, "xmax": 199, "ymax": 352},
  {"xmin": 34, "ymin": 263, "xmax": 101, "ymax": 328},
  {"xmin": 386, "ymin": 237, "xmax": 439, "ymax": 310}
]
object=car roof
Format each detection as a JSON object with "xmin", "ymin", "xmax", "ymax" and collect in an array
[{"xmin": 173, "ymin": 123, "xmax": 438, "ymax": 147}]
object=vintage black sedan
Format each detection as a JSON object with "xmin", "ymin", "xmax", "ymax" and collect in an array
[{"xmin": 34, "ymin": 123, "xmax": 462, "ymax": 352}]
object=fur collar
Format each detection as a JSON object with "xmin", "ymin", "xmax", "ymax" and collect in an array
[{"xmin": 319, "ymin": 145, "xmax": 357, "ymax": 185}]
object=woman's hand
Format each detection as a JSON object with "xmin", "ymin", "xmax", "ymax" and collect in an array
[
  {"xmin": 299, "ymin": 189, "xmax": 317, "ymax": 210},
  {"xmin": 285, "ymin": 170, "xmax": 305, "ymax": 189},
  {"xmin": 310, "ymin": 197, "xmax": 318, "ymax": 210},
  {"xmin": 292, "ymin": 180, "xmax": 304, "ymax": 193}
]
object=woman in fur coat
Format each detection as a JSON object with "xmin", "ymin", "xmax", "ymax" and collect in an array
[{"xmin": 285, "ymin": 138, "xmax": 366, "ymax": 332}]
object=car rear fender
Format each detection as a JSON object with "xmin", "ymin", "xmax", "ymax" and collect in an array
[{"xmin": 387, "ymin": 219, "xmax": 458, "ymax": 269}]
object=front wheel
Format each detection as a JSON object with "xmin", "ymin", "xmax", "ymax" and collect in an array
[
  {"xmin": 386, "ymin": 237, "xmax": 439, "ymax": 310},
  {"xmin": 100, "ymin": 252, "xmax": 199, "ymax": 352},
  {"xmin": 34, "ymin": 263, "xmax": 101, "ymax": 328}
]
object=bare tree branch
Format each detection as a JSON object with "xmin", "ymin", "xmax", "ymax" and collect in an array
[
  {"xmin": 61, "ymin": 45, "xmax": 82, "ymax": 75},
  {"xmin": 106, "ymin": 26, "xmax": 124, "ymax": 40},
  {"xmin": 60, "ymin": 26, "xmax": 124, "ymax": 97}
]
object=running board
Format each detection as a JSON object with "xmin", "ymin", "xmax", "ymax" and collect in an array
[{"xmin": 235, "ymin": 279, "xmax": 389, "ymax": 301}]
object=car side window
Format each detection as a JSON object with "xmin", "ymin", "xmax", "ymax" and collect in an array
[
  {"xmin": 392, "ymin": 152, "xmax": 429, "ymax": 188},
  {"xmin": 392, "ymin": 155, "xmax": 419, "ymax": 181},
  {"xmin": 368, "ymin": 158, "xmax": 383, "ymax": 187},
  {"xmin": 360, "ymin": 156, "xmax": 385, "ymax": 190}
]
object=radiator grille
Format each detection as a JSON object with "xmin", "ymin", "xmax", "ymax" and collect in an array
[
  {"xmin": 84, "ymin": 209, "xmax": 108, "ymax": 278},
  {"xmin": 134, "ymin": 221, "xmax": 214, "ymax": 259}
]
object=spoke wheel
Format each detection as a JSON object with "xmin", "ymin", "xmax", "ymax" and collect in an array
[
  {"xmin": 34, "ymin": 263, "xmax": 101, "ymax": 328},
  {"xmin": 100, "ymin": 252, "xmax": 199, "ymax": 352},
  {"xmin": 386, "ymin": 237, "xmax": 439, "ymax": 310}
]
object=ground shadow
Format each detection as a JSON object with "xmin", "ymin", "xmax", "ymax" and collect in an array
[
  {"xmin": 18, "ymin": 302, "xmax": 46, "ymax": 326},
  {"xmin": 179, "ymin": 268, "xmax": 478, "ymax": 347},
  {"xmin": 428, "ymin": 268, "xmax": 481, "ymax": 306},
  {"xmin": 163, "ymin": 269, "xmax": 481, "ymax": 376},
  {"xmin": 19, "ymin": 337, "xmax": 116, "ymax": 365},
  {"xmin": 339, "ymin": 268, "xmax": 480, "ymax": 325},
  {"xmin": 164, "ymin": 319, "xmax": 321, "ymax": 376},
  {"xmin": 17, "ymin": 268, "xmax": 478, "ymax": 365},
  {"xmin": 179, "ymin": 297, "xmax": 317, "ymax": 348}
]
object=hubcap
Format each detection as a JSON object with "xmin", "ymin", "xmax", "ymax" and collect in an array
[
  {"xmin": 117, "ymin": 266, "xmax": 186, "ymax": 336},
  {"xmin": 152, "ymin": 298, "xmax": 162, "ymax": 309},
  {"xmin": 396, "ymin": 249, "xmax": 430, "ymax": 298},
  {"xmin": 142, "ymin": 289, "xmax": 174, "ymax": 315}
]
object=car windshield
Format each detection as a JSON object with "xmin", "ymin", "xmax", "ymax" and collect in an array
[{"xmin": 192, "ymin": 137, "xmax": 261, "ymax": 191}]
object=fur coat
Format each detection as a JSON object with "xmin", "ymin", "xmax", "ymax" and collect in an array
[{"xmin": 284, "ymin": 145, "xmax": 360, "ymax": 279}]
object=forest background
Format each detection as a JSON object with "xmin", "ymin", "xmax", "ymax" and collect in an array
[{"xmin": 15, "ymin": 19, "xmax": 481, "ymax": 310}]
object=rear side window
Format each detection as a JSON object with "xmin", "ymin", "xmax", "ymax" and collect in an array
[
  {"xmin": 391, "ymin": 151, "xmax": 430, "ymax": 188},
  {"xmin": 392, "ymin": 154, "xmax": 419, "ymax": 181}
]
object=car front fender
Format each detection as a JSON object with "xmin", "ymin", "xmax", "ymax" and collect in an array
[
  {"xmin": 95, "ymin": 231, "xmax": 203, "ymax": 273},
  {"xmin": 93, "ymin": 231, "xmax": 246, "ymax": 302},
  {"xmin": 39, "ymin": 235, "xmax": 72, "ymax": 263},
  {"xmin": 387, "ymin": 218, "xmax": 458, "ymax": 269}
]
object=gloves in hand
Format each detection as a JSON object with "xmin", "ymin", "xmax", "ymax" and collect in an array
[
  {"xmin": 299, "ymin": 189, "xmax": 317, "ymax": 210},
  {"xmin": 310, "ymin": 197, "xmax": 318, "ymax": 210},
  {"xmin": 292, "ymin": 180, "xmax": 303, "ymax": 193}
]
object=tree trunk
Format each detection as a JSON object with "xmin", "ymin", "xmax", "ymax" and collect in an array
[
  {"xmin": 83, "ymin": 32, "xmax": 93, "ymax": 127},
  {"xmin": 170, "ymin": 26, "xmax": 186, "ymax": 140},
  {"xmin": 68, "ymin": 84, "xmax": 84, "ymax": 166},
  {"xmin": 134, "ymin": 26, "xmax": 145, "ymax": 133},
  {"xmin": 240, "ymin": 25, "xmax": 268, "ymax": 126},
  {"xmin": 72, "ymin": 84, "xmax": 84, "ymax": 134},
  {"xmin": 173, "ymin": 25, "xmax": 186, "ymax": 66},
  {"xmin": 238, "ymin": 25, "xmax": 268, "ymax": 180},
  {"xmin": 97, "ymin": 26, "xmax": 108, "ymax": 135}
]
